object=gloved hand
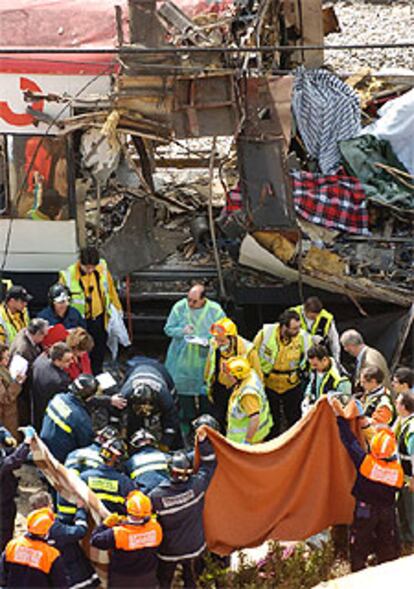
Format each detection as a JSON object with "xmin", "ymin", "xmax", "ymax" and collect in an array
[
  {"xmin": 103, "ymin": 513, "xmax": 123, "ymax": 528},
  {"xmin": 20, "ymin": 426, "xmax": 36, "ymax": 443}
]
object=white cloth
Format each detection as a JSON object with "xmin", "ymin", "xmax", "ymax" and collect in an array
[
  {"xmin": 361, "ymin": 88, "xmax": 414, "ymax": 175},
  {"xmin": 107, "ymin": 304, "xmax": 131, "ymax": 360}
]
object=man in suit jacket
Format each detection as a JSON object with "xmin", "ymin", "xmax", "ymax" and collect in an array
[{"xmin": 340, "ymin": 329, "xmax": 391, "ymax": 392}]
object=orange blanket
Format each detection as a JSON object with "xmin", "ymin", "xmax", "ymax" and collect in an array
[{"xmin": 203, "ymin": 398, "xmax": 359, "ymax": 555}]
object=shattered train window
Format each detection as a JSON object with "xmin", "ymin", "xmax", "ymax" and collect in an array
[{"xmin": 6, "ymin": 135, "xmax": 70, "ymax": 220}]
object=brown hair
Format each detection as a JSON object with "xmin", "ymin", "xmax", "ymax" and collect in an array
[
  {"xmin": 66, "ymin": 327, "xmax": 94, "ymax": 353},
  {"xmin": 49, "ymin": 342, "xmax": 71, "ymax": 362},
  {"xmin": 361, "ymin": 365, "xmax": 384, "ymax": 384},
  {"xmin": 29, "ymin": 491, "xmax": 53, "ymax": 510},
  {"xmin": 304, "ymin": 297, "xmax": 323, "ymax": 314},
  {"xmin": 398, "ymin": 390, "xmax": 414, "ymax": 413}
]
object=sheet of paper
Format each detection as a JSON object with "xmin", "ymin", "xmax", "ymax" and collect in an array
[
  {"xmin": 185, "ymin": 335, "xmax": 209, "ymax": 347},
  {"xmin": 9, "ymin": 354, "xmax": 29, "ymax": 379},
  {"xmin": 96, "ymin": 372, "xmax": 117, "ymax": 390}
]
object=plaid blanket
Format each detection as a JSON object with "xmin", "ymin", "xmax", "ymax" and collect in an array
[{"xmin": 291, "ymin": 169, "xmax": 370, "ymax": 235}]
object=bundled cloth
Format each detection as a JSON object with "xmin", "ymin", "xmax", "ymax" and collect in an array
[
  {"xmin": 292, "ymin": 67, "xmax": 361, "ymax": 174},
  {"xmin": 340, "ymin": 134, "xmax": 414, "ymax": 211},
  {"xmin": 291, "ymin": 169, "xmax": 370, "ymax": 235},
  {"xmin": 201, "ymin": 398, "xmax": 362, "ymax": 555}
]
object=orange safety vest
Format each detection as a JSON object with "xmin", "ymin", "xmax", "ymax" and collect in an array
[
  {"xmin": 5, "ymin": 536, "xmax": 60, "ymax": 574},
  {"xmin": 113, "ymin": 520, "xmax": 162, "ymax": 551},
  {"xmin": 359, "ymin": 455, "xmax": 404, "ymax": 488}
]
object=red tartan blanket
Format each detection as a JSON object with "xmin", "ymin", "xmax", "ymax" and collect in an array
[{"xmin": 291, "ymin": 169, "xmax": 370, "ymax": 235}]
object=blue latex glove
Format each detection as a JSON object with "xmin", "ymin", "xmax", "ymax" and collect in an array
[{"xmin": 20, "ymin": 426, "xmax": 36, "ymax": 442}]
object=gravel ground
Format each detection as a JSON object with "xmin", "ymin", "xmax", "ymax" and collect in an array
[{"xmin": 324, "ymin": 0, "xmax": 414, "ymax": 72}]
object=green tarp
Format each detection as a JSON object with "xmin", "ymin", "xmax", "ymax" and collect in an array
[{"xmin": 340, "ymin": 134, "xmax": 414, "ymax": 211}]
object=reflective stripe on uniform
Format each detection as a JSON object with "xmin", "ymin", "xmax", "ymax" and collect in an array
[
  {"xmin": 46, "ymin": 407, "xmax": 72, "ymax": 434},
  {"xmin": 57, "ymin": 504, "xmax": 76, "ymax": 514},
  {"xmin": 131, "ymin": 463, "xmax": 168, "ymax": 479},
  {"xmin": 95, "ymin": 493, "xmax": 125, "ymax": 504}
]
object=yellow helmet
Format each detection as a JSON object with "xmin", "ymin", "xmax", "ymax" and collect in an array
[
  {"xmin": 126, "ymin": 490, "xmax": 152, "ymax": 518},
  {"xmin": 225, "ymin": 356, "xmax": 251, "ymax": 380},
  {"xmin": 210, "ymin": 317, "xmax": 238, "ymax": 338}
]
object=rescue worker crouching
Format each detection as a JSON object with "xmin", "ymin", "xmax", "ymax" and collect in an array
[
  {"xmin": 77, "ymin": 437, "xmax": 135, "ymax": 519},
  {"xmin": 205, "ymin": 317, "xmax": 262, "ymax": 430},
  {"xmin": 40, "ymin": 374, "xmax": 99, "ymax": 463},
  {"xmin": 121, "ymin": 377, "xmax": 181, "ymax": 451},
  {"xmin": 149, "ymin": 426, "xmax": 216, "ymax": 589},
  {"xmin": 225, "ymin": 357, "xmax": 273, "ymax": 445},
  {"xmin": 91, "ymin": 490, "xmax": 162, "ymax": 588},
  {"xmin": 125, "ymin": 429, "xmax": 169, "ymax": 494},
  {"xmin": 302, "ymin": 344, "xmax": 351, "ymax": 413},
  {"xmin": 331, "ymin": 399, "xmax": 403, "ymax": 571},
  {"xmin": 253, "ymin": 309, "xmax": 311, "ymax": 438},
  {"xmin": 0, "ymin": 507, "xmax": 68, "ymax": 589}
]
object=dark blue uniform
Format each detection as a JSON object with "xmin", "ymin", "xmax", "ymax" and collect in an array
[
  {"xmin": 38, "ymin": 305, "xmax": 87, "ymax": 330},
  {"xmin": 0, "ymin": 533, "xmax": 69, "ymax": 589},
  {"xmin": 77, "ymin": 464, "xmax": 135, "ymax": 517},
  {"xmin": 149, "ymin": 438, "xmax": 216, "ymax": 588},
  {"xmin": 121, "ymin": 357, "xmax": 181, "ymax": 449},
  {"xmin": 337, "ymin": 416, "xmax": 401, "ymax": 571},
  {"xmin": 90, "ymin": 519, "xmax": 162, "ymax": 588},
  {"xmin": 40, "ymin": 392, "xmax": 94, "ymax": 463},
  {"xmin": 124, "ymin": 446, "xmax": 169, "ymax": 494},
  {"xmin": 56, "ymin": 443, "xmax": 104, "ymax": 520},
  {"xmin": 0, "ymin": 443, "xmax": 30, "ymax": 551},
  {"xmin": 49, "ymin": 519, "xmax": 99, "ymax": 589}
]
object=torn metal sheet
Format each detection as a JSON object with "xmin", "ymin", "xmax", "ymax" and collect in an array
[
  {"xmin": 237, "ymin": 137, "xmax": 296, "ymax": 230},
  {"xmin": 101, "ymin": 199, "xmax": 182, "ymax": 278}
]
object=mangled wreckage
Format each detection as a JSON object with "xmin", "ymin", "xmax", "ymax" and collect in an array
[{"xmin": 0, "ymin": 0, "xmax": 412, "ymax": 362}]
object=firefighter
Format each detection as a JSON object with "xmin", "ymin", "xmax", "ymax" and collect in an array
[
  {"xmin": 29, "ymin": 491, "xmax": 99, "ymax": 589},
  {"xmin": 0, "ymin": 507, "xmax": 68, "ymax": 588},
  {"xmin": 394, "ymin": 389, "xmax": 414, "ymax": 546},
  {"xmin": 0, "ymin": 425, "xmax": 34, "ymax": 551},
  {"xmin": 303, "ymin": 344, "xmax": 351, "ymax": 411},
  {"xmin": 121, "ymin": 374, "xmax": 181, "ymax": 451},
  {"xmin": 59, "ymin": 246, "xmax": 123, "ymax": 374},
  {"xmin": 253, "ymin": 309, "xmax": 311, "ymax": 437},
  {"xmin": 225, "ymin": 357, "xmax": 273, "ymax": 445},
  {"xmin": 40, "ymin": 374, "xmax": 99, "ymax": 463},
  {"xmin": 291, "ymin": 297, "xmax": 340, "ymax": 364},
  {"xmin": 149, "ymin": 427, "xmax": 216, "ymax": 589},
  {"xmin": 77, "ymin": 438, "xmax": 135, "ymax": 518},
  {"xmin": 331, "ymin": 400, "xmax": 403, "ymax": 572},
  {"xmin": 205, "ymin": 317, "xmax": 262, "ymax": 429},
  {"xmin": 125, "ymin": 429, "xmax": 169, "ymax": 494},
  {"xmin": 56, "ymin": 425, "xmax": 119, "ymax": 520},
  {"xmin": 91, "ymin": 490, "xmax": 162, "ymax": 588}
]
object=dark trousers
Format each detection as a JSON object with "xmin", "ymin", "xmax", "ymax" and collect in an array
[
  {"xmin": 178, "ymin": 395, "xmax": 211, "ymax": 439},
  {"xmin": 350, "ymin": 502, "xmax": 400, "ymax": 572},
  {"xmin": 210, "ymin": 382, "xmax": 231, "ymax": 432},
  {"xmin": 266, "ymin": 384, "xmax": 303, "ymax": 438},
  {"xmin": 0, "ymin": 504, "xmax": 16, "ymax": 552},
  {"xmin": 86, "ymin": 314, "xmax": 107, "ymax": 375},
  {"xmin": 158, "ymin": 556, "xmax": 204, "ymax": 589}
]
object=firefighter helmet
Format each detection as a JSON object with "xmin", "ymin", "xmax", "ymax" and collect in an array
[
  {"xmin": 192, "ymin": 414, "xmax": 221, "ymax": 432},
  {"xmin": 210, "ymin": 317, "xmax": 238, "ymax": 338},
  {"xmin": 48, "ymin": 283, "xmax": 71, "ymax": 305},
  {"xmin": 371, "ymin": 429, "xmax": 397, "ymax": 460},
  {"xmin": 130, "ymin": 428, "xmax": 156, "ymax": 450},
  {"xmin": 69, "ymin": 374, "xmax": 98, "ymax": 401},
  {"xmin": 168, "ymin": 451, "xmax": 193, "ymax": 481},
  {"xmin": 27, "ymin": 508, "xmax": 55, "ymax": 536},
  {"xmin": 126, "ymin": 490, "xmax": 152, "ymax": 518},
  {"xmin": 99, "ymin": 438, "xmax": 128, "ymax": 463}
]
